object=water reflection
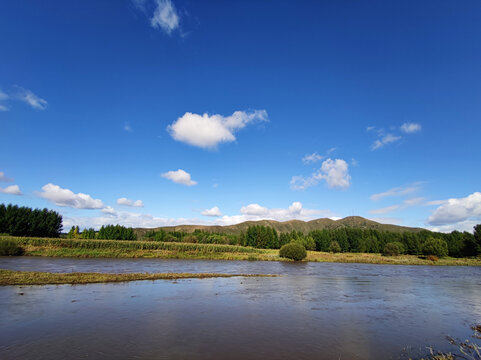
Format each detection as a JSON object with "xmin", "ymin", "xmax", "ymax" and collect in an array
[{"xmin": 1, "ymin": 257, "xmax": 481, "ymax": 359}]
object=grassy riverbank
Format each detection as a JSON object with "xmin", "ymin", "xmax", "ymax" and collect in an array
[
  {"xmin": 0, "ymin": 269, "xmax": 275, "ymax": 286},
  {"xmin": 2, "ymin": 236, "xmax": 480, "ymax": 266}
]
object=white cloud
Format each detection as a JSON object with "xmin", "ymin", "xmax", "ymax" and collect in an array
[
  {"xmin": 302, "ymin": 152, "xmax": 323, "ymax": 164},
  {"xmin": 369, "ymin": 205, "xmax": 400, "ymax": 215},
  {"xmin": 161, "ymin": 169, "xmax": 197, "ymax": 186},
  {"xmin": 37, "ymin": 183, "xmax": 104, "ymax": 209},
  {"xmin": 117, "ymin": 197, "xmax": 144, "ymax": 207},
  {"xmin": 201, "ymin": 206, "xmax": 222, "ymax": 217},
  {"xmin": 167, "ymin": 110, "xmax": 268, "ymax": 149},
  {"xmin": 63, "ymin": 202, "xmax": 336, "ymax": 230},
  {"xmin": 124, "ymin": 124, "xmax": 133, "ymax": 132},
  {"xmin": 15, "ymin": 87, "xmax": 47, "ymax": 110},
  {"xmin": 102, "ymin": 206, "xmax": 117, "ymax": 215},
  {"xmin": 0, "ymin": 171, "xmax": 14, "ymax": 182},
  {"xmin": 0, "ymin": 185, "xmax": 23, "ymax": 195},
  {"xmin": 427, "ymin": 192, "xmax": 481, "ymax": 226},
  {"xmin": 240, "ymin": 203, "xmax": 269, "ymax": 216},
  {"xmin": 371, "ymin": 133, "xmax": 402, "ymax": 150},
  {"xmin": 371, "ymin": 182, "xmax": 423, "ymax": 201},
  {"xmin": 150, "ymin": 0, "xmax": 180, "ymax": 34},
  {"xmin": 369, "ymin": 197, "xmax": 426, "ymax": 215},
  {"xmin": 0, "ymin": 90, "xmax": 8, "ymax": 111},
  {"xmin": 427, "ymin": 220, "xmax": 480, "ymax": 233},
  {"xmin": 400, "ymin": 122, "xmax": 422, "ymax": 134},
  {"xmin": 403, "ymin": 197, "xmax": 425, "ymax": 206},
  {"xmin": 291, "ymin": 158, "xmax": 351, "ymax": 190},
  {"xmin": 302, "ymin": 148, "xmax": 336, "ymax": 164}
]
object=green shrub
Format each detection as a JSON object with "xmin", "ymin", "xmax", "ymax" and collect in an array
[
  {"xmin": 382, "ymin": 242, "xmax": 405, "ymax": 256},
  {"xmin": 422, "ymin": 237, "xmax": 449, "ymax": 257},
  {"xmin": 279, "ymin": 242, "xmax": 307, "ymax": 261},
  {"xmin": 0, "ymin": 239, "xmax": 24, "ymax": 256},
  {"xmin": 329, "ymin": 241, "xmax": 341, "ymax": 253}
]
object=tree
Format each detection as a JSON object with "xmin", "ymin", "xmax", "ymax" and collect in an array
[
  {"xmin": 422, "ymin": 237, "xmax": 449, "ymax": 257},
  {"xmin": 474, "ymin": 224, "xmax": 481, "ymax": 255},
  {"xmin": 329, "ymin": 241, "xmax": 341, "ymax": 253}
]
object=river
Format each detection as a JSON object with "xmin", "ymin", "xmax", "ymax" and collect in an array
[{"xmin": 1, "ymin": 257, "xmax": 480, "ymax": 359}]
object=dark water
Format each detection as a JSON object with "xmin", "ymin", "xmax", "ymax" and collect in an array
[{"xmin": 1, "ymin": 257, "xmax": 480, "ymax": 359}]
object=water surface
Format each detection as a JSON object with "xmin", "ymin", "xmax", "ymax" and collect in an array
[{"xmin": 1, "ymin": 257, "xmax": 480, "ymax": 359}]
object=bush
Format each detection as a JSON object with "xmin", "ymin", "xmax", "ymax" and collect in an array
[
  {"xmin": 279, "ymin": 242, "xmax": 307, "ymax": 261},
  {"xmin": 382, "ymin": 242, "xmax": 405, "ymax": 256},
  {"xmin": 0, "ymin": 239, "xmax": 24, "ymax": 256},
  {"xmin": 422, "ymin": 237, "xmax": 449, "ymax": 257},
  {"xmin": 329, "ymin": 241, "xmax": 341, "ymax": 253}
]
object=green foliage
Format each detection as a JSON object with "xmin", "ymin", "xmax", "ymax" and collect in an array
[
  {"xmin": 246, "ymin": 225, "xmax": 279, "ymax": 249},
  {"xmin": 422, "ymin": 237, "xmax": 449, "ymax": 257},
  {"xmin": 97, "ymin": 225, "xmax": 136, "ymax": 240},
  {"xmin": 382, "ymin": 242, "xmax": 405, "ymax": 256},
  {"xmin": 279, "ymin": 242, "xmax": 307, "ymax": 261},
  {"xmin": 0, "ymin": 239, "xmax": 24, "ymax": 256},
  {"xmin": 6, "ymin": 237, "xmax": 260, "ymax": 254},
  {"xmin": 329, "ymin": 241, "xmax": 341, "ymax": 253},
  {"xmin": 0, "ymin": 203, "xmax": 62, "ymax": 237},
  {"xmin": 474, "ymin": 224, "xmax": 481, "ymax": 254},
  {"xmin": 81, "ymin": 228, "xmax": 96, "ymax": 239}
]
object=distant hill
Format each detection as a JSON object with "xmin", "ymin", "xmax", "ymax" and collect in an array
[{"xmin": 134, "ymin": 216, "xmax": 424, "ymax": 238}]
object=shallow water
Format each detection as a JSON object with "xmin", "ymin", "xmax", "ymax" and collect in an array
[{"xmin": 1, "ymin": 257, "xmax": 480, "ymax": 359}]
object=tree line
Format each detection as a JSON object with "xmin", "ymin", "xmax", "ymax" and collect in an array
[
  {"xmin": 0, "ymin": 204, "xmax": 62, "ymax": 237},
  {"xmin": 142, "ymin": 224, "xmax": 481, "ymax": 258},
  {"xmin": 67, "ymin": 225, "xmax": 136, "ymax": 240}
]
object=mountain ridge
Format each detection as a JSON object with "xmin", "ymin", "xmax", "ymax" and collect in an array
[{"xmin": 134, "ymin": 216, "xmax": 424, "ymax": 238}]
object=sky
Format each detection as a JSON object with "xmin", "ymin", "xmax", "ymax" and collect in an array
[{"xmin": 0, "ymin": 0, "xmax": 480, "ymax": 233}]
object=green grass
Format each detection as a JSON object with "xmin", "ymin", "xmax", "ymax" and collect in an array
[
  {"xmin": 0, "ymin": 269, "xmax": 276, "ymax": 286},
  {"xmin": 1, "ymin": 236, "xmax": 480, "ymax": 266}
]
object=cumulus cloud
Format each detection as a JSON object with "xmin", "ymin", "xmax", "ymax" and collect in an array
[
  {"xmin": 167, "ymin": 110, "xmax": 268, "ymax": 149},
  {"xmin": 161, "ymin": 169, "xmax": 197, "ymax": 186},
  {"xmin": 427, "ymin": 192, "xmax": 481, "ymax": 226},
  {"xmin": 15, "ymin": 86, "xmax": 47, "ymax": 110},
  {"xmin": 62, "ymin": 202, "xmax": 336, "ymax": 230},
  {"xmin": 291, "ymin": 158, "xmax": 351, "ymax": 190},
  {"xmin": 400, "ymin": 122, "xmax": 422, "ymax": 134},
  {"xmin": 0, "ymin": 171, "xmax": 14, "ymax": 182},
  {"xmin": 201, "ymin": 206, "xmax": 222, "ymax": 217},
  {"xmin": 371, "ymin": 182, "xmax": 423, "ymax": 201},
  {"xmin": 117, "ymin": 197, "xmax": 144, "ymax": 207},
  {"xmin": 37, "ymin": 183, "xmax": 104, "ymax": 209},
  {"xmin": 102, "ymin": 206, "xmax": 117, "ymax": 215},
  {"xmin": 150, "ymin": 0, "xmax": 180, "ymax": 34},
  {"xmin": 0, "ymin": 185, "xmax": 23, "ymax": 195}
]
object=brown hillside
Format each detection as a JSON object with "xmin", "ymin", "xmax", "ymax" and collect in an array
[{"xmin": 134, "ymin": 216, "xmax": 423, "ymax": 238}]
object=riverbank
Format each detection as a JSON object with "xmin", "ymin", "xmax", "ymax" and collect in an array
[
  {"xmin": 2, "ymin": 236, "xmax": 481, "ymax": 266},
  {"xmin": 0, "ymin": 269, "xmax": 275, "ymax": 286}
]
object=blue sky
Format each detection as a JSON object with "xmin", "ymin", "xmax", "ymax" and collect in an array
[{"xmin": 1, "ymin": 0, "xmax": 480, "ymax": 232}]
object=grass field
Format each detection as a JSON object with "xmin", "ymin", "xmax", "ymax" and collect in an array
[
  {"xmin": 1, "ymin": 236, "xmax": 480, "ymax": 266},
  {"xmin": 0, "ymin": 269, "xmax": 275, "ymax": 286}
]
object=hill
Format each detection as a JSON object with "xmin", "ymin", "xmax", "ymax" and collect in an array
[{"xmin": 134, "ymin": 216, "xmax": 424, "ymax": 238}]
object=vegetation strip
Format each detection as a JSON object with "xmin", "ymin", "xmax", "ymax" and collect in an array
[{"xmin": 0, "ymin": 269, "xmax": 276, "ymax": 286}]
